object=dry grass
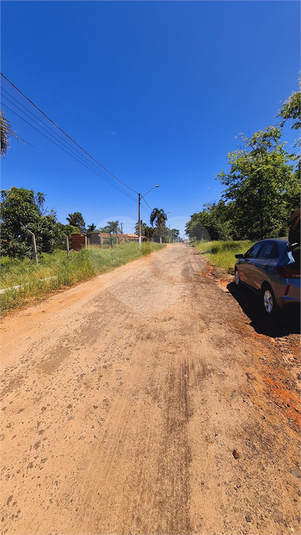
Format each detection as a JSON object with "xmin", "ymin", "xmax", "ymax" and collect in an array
[{"xmin": 1, "ymin": 242, "xmax": 165, "ymax": 313}]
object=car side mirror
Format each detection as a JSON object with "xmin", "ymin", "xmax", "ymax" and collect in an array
[{"xmin": 235, "ymin": 253, "xmax": 244, "ymax": 259}]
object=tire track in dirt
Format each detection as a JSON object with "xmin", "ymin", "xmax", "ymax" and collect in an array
[{"xmin": 1, "ymin": 244, "xmax": 300, "ymax": 535}]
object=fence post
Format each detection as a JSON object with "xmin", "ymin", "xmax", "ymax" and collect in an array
[
  {"xmin": 27, "ymin": 229, "xmax": 38, "ymax": 264},
  {"xmin": 111, "ymin": 238, "xmax": 114, "ymax": 248},
  {"xmin": 84, "ymin": 234, "xmax": 87, "ymax": 249},
  {"xmin": 63, "ymin": 233, "xmax": 69, "ymax": 256},
  {"xmin": 99, "ymin": 235, "xmax": 103, "ymax": 248}
]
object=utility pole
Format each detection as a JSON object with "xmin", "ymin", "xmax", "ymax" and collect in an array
[
  {"xmin": 63, "ymin": 233, "xmax": 69, "ymax": 256},
  {"xmin": 138, "ymin": 193, "xmax": 142, "ymax": 245},
  {"xmin": 27, "ymin": 229, "xmax": 38, "ymax": 264},
  {"xmin": 138, "ymin": 185, "xmax": 159, "ymax": 245}
]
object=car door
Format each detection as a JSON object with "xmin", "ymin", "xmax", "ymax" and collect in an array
[
  {"xmin": 254, "ymin": 240, "xmax": 280, "ymax": 290},
  {"xmin": 239, "ymin": 242, "xmax": 263, "ymax": 286},
  {"xmin": 250, "ymin": 241, "xmax": 279, "ymax": 290}
]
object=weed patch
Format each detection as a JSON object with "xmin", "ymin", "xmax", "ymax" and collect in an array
[
  {"xmin": 193, "ymin": 240, "xmax": 255, "ymax": 274},
  {"xmin": 1, "ymin": 243, "xmax": 165, "ymax": 313}
]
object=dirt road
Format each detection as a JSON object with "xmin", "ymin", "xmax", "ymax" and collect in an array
[{"xmin": 1, "ymin": 244, "xmax": 300, "ymax": 535}]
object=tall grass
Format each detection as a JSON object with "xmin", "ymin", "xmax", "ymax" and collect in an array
[
  {"xmin": 1, "ymin": 242, "xmax": 164, "ymax": 313},
  {"xmin": 193, "ymin": 240, "xmax": 255, "ymax": 274}
]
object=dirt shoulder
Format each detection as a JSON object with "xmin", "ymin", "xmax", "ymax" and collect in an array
[{"xmin": 1, "ymin": 244, "xmax": 300, "ymax": 535}]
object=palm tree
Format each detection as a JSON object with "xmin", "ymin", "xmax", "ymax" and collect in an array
[
  {"xmin": 150, "ymin": 208, "xmax": 167, "ymax": 243},
  {"xmin": 104, "ymin": 221, "xmax": 121, "ymax": 234},
  {"xmin": 134, "ymin": 221, "xmax": 154, "ymax": 240},
  {"xmin": 0, "ymin": 111, "xmax": 16, "ymax": 158},
  {"xmin": 66, "ymin": 212, "xmax": 86, "ymax": 233},
  {"xmin": 87, "ymin": 223, "xmax": 96, "ymax": 232}
]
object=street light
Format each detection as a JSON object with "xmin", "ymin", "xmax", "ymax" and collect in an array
[{"xmin": 138, "ymin": 185, "xmax": 159, "ymax": 245}]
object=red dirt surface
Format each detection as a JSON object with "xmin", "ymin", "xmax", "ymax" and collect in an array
[{"xmin": 1, "ymin": 244, "xmax": 300, "ymax": 535}]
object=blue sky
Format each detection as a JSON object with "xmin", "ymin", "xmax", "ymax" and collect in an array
[{"xmin": 1, "ymin": 1, "xmax": 300, "ymax": 238}]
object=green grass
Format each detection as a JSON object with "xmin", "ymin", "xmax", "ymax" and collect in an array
[
  {"xmin": 193, "ymin": 240, "xmax": 255, "ymax": 275},
  {"xmin": 0, "ymin": 242, "xmax": 165, "ymax": 313}
]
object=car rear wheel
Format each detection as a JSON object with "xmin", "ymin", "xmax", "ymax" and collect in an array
[
  {"xmin": 262, "ymin": 284, "xmax": 278, "ymax": 316},
  {"xmin": 235, "ymin": 268, "xmax": 240, "ymax": 286}
]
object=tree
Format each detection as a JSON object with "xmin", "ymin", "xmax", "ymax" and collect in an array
[
  {"xmin": 185, "ymin": 201, "xmax": 235, "ymax": 241},
  {"xmin": 134, "ymin": 221, "xmax": 154, "ymax": 240},
  {"xmin": 102, "ymin": 221, "xmax": 121, "ymax": 234},
  {"xmin": 66, "ymin": 212, "xmax": 86, "ymax": 233},
  {"xmin": 54, "ymin": 222, "xmax": 80, "ymax": 248},
  {"xmin": 217, "ymin": 126, "xmax": 299, "ymax": 240},
  {"xmin": 0, "ymin": 187, "xmax": 57, "ymax": 258},
  {"xmin": 278, "ymin": 83, "xmax": 301, "ymax": 133},
  {"xmin": 169, "ymin": 228, "xmax": 180, "ymax": 242},
  {"xmin": 0, "ymin": 111, "xmax": 17, "ymax": 158},
  {"xmin": 144, "ymin": 226, "xmax": 155, "ymax": 240},
  {"xmin": 87, "ymin": 223, "xmax": 96, "ymax": 233},
  {"xmin": 150, "ymin": 208, "xmax": 167, "ymax": 243},
  {"xmin": 278, "ymin": 81, "xmax": 301, "ymax": 179}
]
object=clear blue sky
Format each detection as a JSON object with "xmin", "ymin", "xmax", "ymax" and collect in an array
[{"xmin": 1, "ymin": 1, "xmax": 300, "ymax": 237}]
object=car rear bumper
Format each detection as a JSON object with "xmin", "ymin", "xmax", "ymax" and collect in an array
[{"xmin": 274, "ymin": 283, "xmax": 300, "ymax": 308}]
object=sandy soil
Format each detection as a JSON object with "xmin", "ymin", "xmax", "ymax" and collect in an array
[{"xmin": 1, "ymin": 243, "xmax": 300, "ymax": 535}]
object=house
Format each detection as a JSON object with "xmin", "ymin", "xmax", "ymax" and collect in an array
[{"xmin": 123, "ymin": 233, "xmax": 139, "ymax": 241}]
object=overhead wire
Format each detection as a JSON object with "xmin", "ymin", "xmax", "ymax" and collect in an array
[
  {"xmin": 0, "ymin": 72, "xmax": 140, "ymax": 198},
  {"xmin": 1, "ymin": 87, "xmax": 128, "ymax": 191},
  {"xmin": 141, "ymin": 197, "xmax": 152, "ymax": 212},
  {"xmin": 2, "ymin": 98, "xmax": 137, "ymax": 202},
  {"xmin": 0, "ymin": 75, "xmax": 155, "ymax": 218},
  {"xmin": 1, "ymin": 88, "xmax": 115, "ymax": 171},
  {"xmin": 0, "ymin": 94, "xmax": 138, "ymax": 202},
  {"xmin": 1, "ymin": 100, "xmax": 139, "ymax": 205}
]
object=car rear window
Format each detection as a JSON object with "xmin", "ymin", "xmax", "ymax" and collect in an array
[{"xmin": 258, "ymin": 241, "xmax": 279, "ymax": 259}]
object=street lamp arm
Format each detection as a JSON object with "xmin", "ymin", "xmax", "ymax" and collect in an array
[{"xmin": 141, "ymin": 185, "xmax": 159, "ymax": 199}]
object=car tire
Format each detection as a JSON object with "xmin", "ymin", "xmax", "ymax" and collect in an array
[
  {"xmin": 262, "ymin": 284, "xmax": 278, "ymax": 317},
  {"xmin": 235, "ymin": 268, "xmax": 240, "ymax": 286}
]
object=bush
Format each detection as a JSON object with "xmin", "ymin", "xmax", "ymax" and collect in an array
[{"xmin": 193, "ymin": 240, "xmax": 255, "ymax": 274}]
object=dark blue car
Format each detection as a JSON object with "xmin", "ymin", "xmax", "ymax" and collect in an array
[{"xmin": 234, "ymin": 238, "xmax": 300, "ymax": 316}]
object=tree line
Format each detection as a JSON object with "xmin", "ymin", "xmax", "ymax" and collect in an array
[
  {"xmin": 185, "ymin": 84, "xmax": 300, "ymax": 242},
  {"xmin": 0, "ymin": 111, "xmax": 182, "ymax": 257},
  {"xmin": 0, "ymin": 187, "xmax": 181, "ymax": 258}
]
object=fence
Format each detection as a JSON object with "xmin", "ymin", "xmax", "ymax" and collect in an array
[{"xmin": 71, "ymin": 232, "xmax": 140, "ymax": 251}]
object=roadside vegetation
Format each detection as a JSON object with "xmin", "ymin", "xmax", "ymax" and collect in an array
[
  {"xmin": 186, "ymin": 83, "xmax": 300, "ymax": 243},
  {"xmin": 0, "ymin": 242, "xmax": 165, "ymax": 313},
  {"xmin": 193, "ymin": 240, "xmax": 255, "ymax": 275}
]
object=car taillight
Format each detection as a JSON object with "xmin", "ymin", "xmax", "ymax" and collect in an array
[{"xmin": 276, "ymin": 266, "xmax": 300, "ymax": 279}]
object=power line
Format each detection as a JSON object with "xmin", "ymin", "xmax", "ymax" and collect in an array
[
  {"xmin": 1, "ymin": 72, "xmax": 139, "ymax": 196},
  {"xmin": 1, "ymin": 91, "xmax": 138, "ymax": 201},
  {"xmin": 2, "ymin": 88, "xmax": 107, "ymax": 167},
  {"xmin": 1, "ymin": 97, "xmax": 150, "ymax": 216},
  {"xmin": 0, "ymin": 74, "xmax": 153, "ymax": 218},
  {"xmin": 1, "ymin": 100, "xmax": 139, "ymax": 205},
  {"xmin": 141, "ymin": 197, "xmax": 152, "ymax": 212}
]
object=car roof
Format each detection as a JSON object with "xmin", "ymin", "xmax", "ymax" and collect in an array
[{"xmin": 257, "ymin": 237, "xmax": 287, "ymax": 242}]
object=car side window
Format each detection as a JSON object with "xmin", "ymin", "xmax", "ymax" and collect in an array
[
  {"xmin": 258, "ymin": 241, "xmax": 279, "ymax": 259},
  {"xmin": 245, "ymin": 242, "xmax": 263, "ymax": 259}
]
